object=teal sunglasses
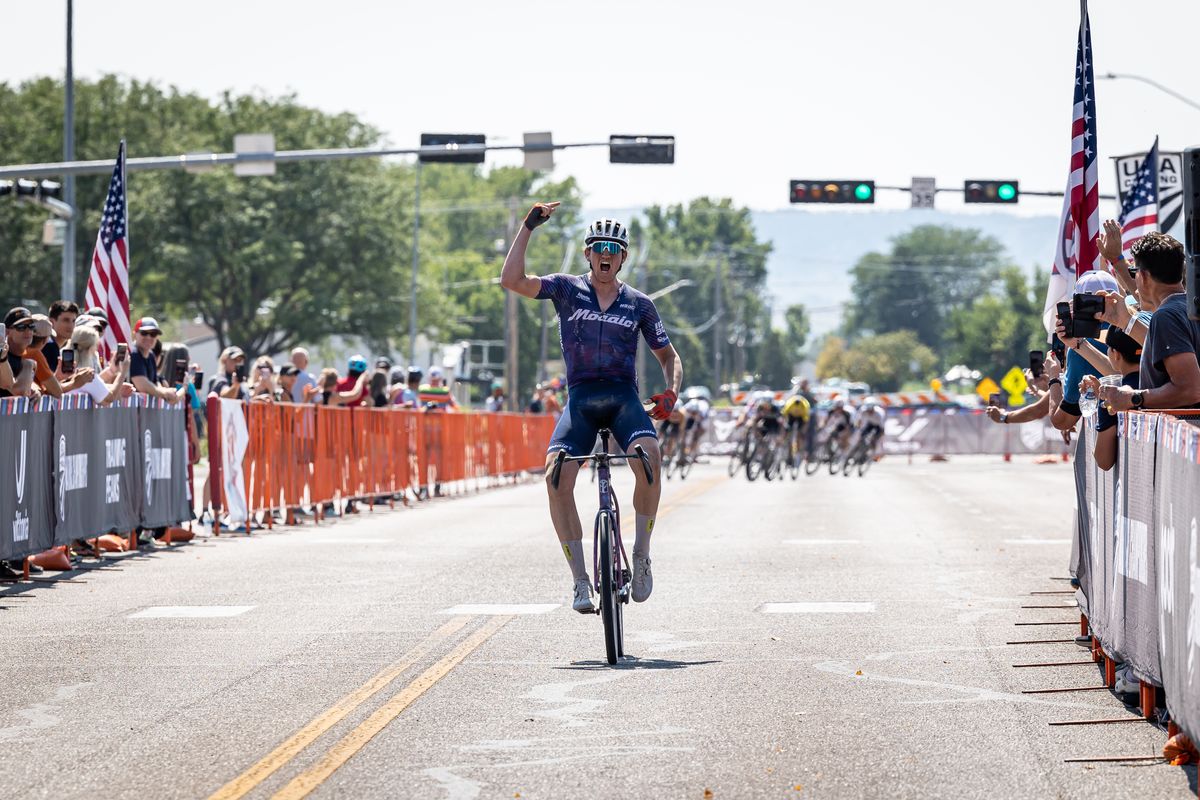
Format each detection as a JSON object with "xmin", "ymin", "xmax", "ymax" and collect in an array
[{"xmin": 590, "ymin": 241, "xmax": 624, "ymax": 255}]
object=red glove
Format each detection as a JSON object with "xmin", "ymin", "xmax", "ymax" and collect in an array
[{"xmin": 648, "ymin": 389, "xmax": 678, "ymax": 421}]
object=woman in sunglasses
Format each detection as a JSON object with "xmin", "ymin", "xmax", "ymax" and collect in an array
[{"xmin": 501, "ymin": 204, "xmax": 683, "ymax": 615}]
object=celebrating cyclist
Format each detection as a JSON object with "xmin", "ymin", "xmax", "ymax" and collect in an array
[{"xmin": 501, "ymin": 204, "xmax": 683, "ymax": 614}]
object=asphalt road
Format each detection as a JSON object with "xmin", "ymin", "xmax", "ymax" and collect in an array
[{"xmin": 1, "ymin": 456, "xmax": 1195, "ymax": 799}]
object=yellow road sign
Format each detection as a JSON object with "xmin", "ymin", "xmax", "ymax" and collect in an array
[
  {"xmin": 975, "ymin": 377, "xmax": 1000, "ymax": 400},
  {"xmin": 1000, "ymin": 367, "xmax": 1028, "ymax": 406}
]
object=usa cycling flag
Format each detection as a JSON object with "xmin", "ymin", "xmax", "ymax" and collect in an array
[{"xmin": 1118, "ymin": 137, "xmax": 1159, "ymax": 257}]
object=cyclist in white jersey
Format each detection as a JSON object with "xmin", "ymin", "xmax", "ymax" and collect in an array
[{"xmin": 680, "ymin": 386, "xmax": 712, "ymax": 459}]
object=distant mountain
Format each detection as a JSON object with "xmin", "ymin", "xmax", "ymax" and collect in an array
[{"xmin": 583, "ymin": 207, "xmax": 1060, "ymax": 335}]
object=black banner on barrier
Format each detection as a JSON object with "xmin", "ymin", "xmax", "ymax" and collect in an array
[
  {"xmin": 138, "ymin": 400, "xmax": 189, "ymax": 528},
  {"xmin": 1155, "ymin": 417, "xmax": 1200, "ymax": 743},
  {"xmin": 1112, "ymin": 412, "xmax": 1161, "ymax": 685},
  {"xmin": 52, "ymin": 396, "xmax": 109, "ymax": 543},
  {"xmin": 0, "ymin": 398, "xmax": 55, "ymax": 560},
  {"xmin": 98, "ymin": 399, "xmax": 141, "ymax": 538}
]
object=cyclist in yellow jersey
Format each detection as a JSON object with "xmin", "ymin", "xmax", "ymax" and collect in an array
[{"xmin": 782, "ymin": 393, "xmax": 810, "ymax": 463}]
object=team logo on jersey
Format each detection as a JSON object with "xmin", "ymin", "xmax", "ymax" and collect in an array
[
  {"xmin": 566, "ymin": 308, "xmax": 636, "ymax": 329},
  {"xmin": 575, "ymin": 292, "xmax": 591, "ymax": 301}
]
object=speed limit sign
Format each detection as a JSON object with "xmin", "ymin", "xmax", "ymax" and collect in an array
[{"xmin": 911, "ymin": 177, "xmax": 936, "ymax": 209}]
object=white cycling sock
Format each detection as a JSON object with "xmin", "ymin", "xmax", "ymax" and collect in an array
[
  {"xmin": 633, "ymin": 514, "xmax": 654, "ymax": 557},
  {"xmin": 561, "ymin": 540, "xmax": 588, "ymax": 582}
]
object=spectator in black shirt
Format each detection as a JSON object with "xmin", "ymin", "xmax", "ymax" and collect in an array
[
  {"xmin": 1099, "ymin": 232, "xmax": 1200, "ymax": 413},
  {"xmin": 129, "ymin": 317, "xmax": 182, "ymax": 403},
  {"xmin": 209, "ymin": 345, "xmax": 248, "ymax": 400},
  {"xmin": 44, "ymin": 300, "xmax": 79, "ymax": 373},
  {"xmin": 1082, "ymin": 327, "xmax": 1142, "ymax": 471}
]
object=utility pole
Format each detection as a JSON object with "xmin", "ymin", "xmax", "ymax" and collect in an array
[
  {"xmin": 408, "ymin": 161, "xmax": 421, "ymax": 366},
  {"xmin": 712, "ymin": 256, "xmax": 724, "ymax": 388},
  {"xmin": 61, "ymin": 0, "xmax": 76, "ymax": 302},
  {"xmin": 504, "ymin": 197, "xmax": 520, "ymax": 411}
]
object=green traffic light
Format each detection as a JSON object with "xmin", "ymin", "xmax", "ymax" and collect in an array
[
  {"xmin": 997, "ymin": 183, "xmax": 1016, "ymax": 201},
  {"xmin": 854, "ymin": 183, "xmax": 873, "ymax": 201}
]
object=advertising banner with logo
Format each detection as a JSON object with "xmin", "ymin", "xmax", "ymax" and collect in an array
[
  {"xmin": 219, "ymin": 398, "xmax": 250, "ymax": 524},
  {"xmin": 97, "ymin": 399, "xmax": 142, "ymax": 537},
  {"xmin": 1154, "ymin": 416, "xmax": 1200, "ymax": 742},
  {"xmin": 0, "ymin": 398, "xmax": 55, "ymax": 561},
  {"xmin": 1069, "ymin": 434, "xmax": 1088, "ymax": 608},
  {"xmin": 51, "ymin": 395, "xmax": 110, "ymax": 543},
  {"xmin": 1111, "ymin": 412, "xmax": 1161, "ymax": 685},
  {"xmin": 138, "ymin": 400, "xmax": 189, "ymax": 528}
]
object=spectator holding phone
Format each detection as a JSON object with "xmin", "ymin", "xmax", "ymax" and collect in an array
[
  {"xmin": 1081, "ymin": 327, "xmax": 1143, "ymax": 471},
  {"xmin": 44, "ymin": 300, "xmax": 79, "ymax": 372},
  {"xmin": 1099, "ymin": 232, "xmax": 1200, "ymax": 412},
  {"xmin": 248, "ymin": 356, "xmax": 278, "ymax": 402},
  {"xmin": 210, "ymin": 346, "xmax": 249, "ymax": 400},
  {"xmin": 128, "ymin": 317, "xmax": 183, "ymax": 403},
  {"xmin": 2, "ymin": 307, "xmax": 79, "ymax": 398},
  {"xmin": 64, "ymin": 326, "xmax": 128, "ymax": 406},
  {"xmin": 1047, "ymin": 271, "xmax": 1119, "ymax": 431}
]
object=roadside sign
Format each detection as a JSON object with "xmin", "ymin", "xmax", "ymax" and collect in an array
[
  {"xmin": 523, "ymin": 132, "xmax": 554, "ymax": 171},
  {"xmin": 975, "ymin": 377, "xmax": 1000, "ymax": 400},
  {"xmin": 234, "ymin": 133, "xmax": 275, "ymax": 177},
  {"xmin": 1114, "ymin": 150, "xmax": 1183, "ymax": 241},
  {"xmin": 1000, "ymin": 367, "xmax": 1028, "ymax": 405},
  {"xmin": 911, "ymin": 176, "xmax": 936, "ymax": 209}
]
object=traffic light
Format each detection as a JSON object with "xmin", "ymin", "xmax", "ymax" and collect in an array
[
  {"xmin": 964, "ymin": 180, "xmax": 1019, "ymax": 204},
  {"xmin": 0, "ymin": 179, "xmax": 62, "ymax": 200},
  {"xmin": 609, "ymin": 135, "xmax": 675, "ymax": 164},
  {"xmin": 789, "ymin": 180, "xmax": 875, "ymax": 204},
  {"xmin": 419, "ymin": 133, "xmax": 486, "ymax": 164}
]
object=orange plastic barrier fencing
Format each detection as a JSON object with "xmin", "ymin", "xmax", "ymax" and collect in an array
[{"xmin": 207, "ymin": 398, "xmax": 555, "ymax": 526}]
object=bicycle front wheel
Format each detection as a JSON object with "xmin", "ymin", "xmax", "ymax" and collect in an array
[
  {"xmin": 678, "ymin": 453, "xmax": 694, "ymax": 480},
  {"xmin": 598, "ymin": 511, "xmax": 621, "ymax": 665},
  {"xmin": 745, "ymin": 442, "xmax": 763, "ymax": 481}
]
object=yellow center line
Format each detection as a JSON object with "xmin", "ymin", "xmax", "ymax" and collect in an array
[
  {"xmin": 270, "ymin": 614, "xmax": 514, "ymax": 800},
  {"xmin": 658, "ymin": 472, "xmax": 727, "ymax": 516},
  {"xmin": 207, "ymin": 615, "xmax": 472, "ymax": 800}
]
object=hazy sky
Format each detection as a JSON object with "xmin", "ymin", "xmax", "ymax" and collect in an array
[{"xmin": 7, "ymin": 0, "xmax": 1200, "ymax": 215}]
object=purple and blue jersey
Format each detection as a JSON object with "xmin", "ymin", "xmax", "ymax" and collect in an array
[{"xmin": 536, "ymin": 273, "xmax": 671, "ymax": 389}]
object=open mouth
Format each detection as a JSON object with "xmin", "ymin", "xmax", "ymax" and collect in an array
[{"xmin": 598, "ymin": 258, "xmax": 613, "ymax": 274}]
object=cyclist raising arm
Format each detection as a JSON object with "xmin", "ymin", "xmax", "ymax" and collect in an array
[{"xmin": 502, "ymin": 203, "xmax": 683, "ymax": 613}]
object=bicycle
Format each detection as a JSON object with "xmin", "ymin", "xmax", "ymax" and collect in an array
[
  {"xmin": 745, "ymin": 429, "xmax": 784, "ymax": 482},
  {"xmin": 804, "ymin": 431, "xmax": 841, "ymax": 476},
  {"xmin": 727, "ymin": 427, "xmax": 752, "ymax": 477},
  {"xmin": 840, "ymin": 429, "xmax": 881, "ymax": 477},
  {"xmin": 550, "ymin": 429, "xmax": 654, "ymax": 665}
]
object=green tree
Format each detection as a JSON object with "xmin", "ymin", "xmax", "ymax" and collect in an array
[
  {"xmin": 783, "ymin": 303, "xmax": 810, "ymax": 359},
  {"xmin": 842, "ymin": 225, "xmax": 1006, "ymax": 354},
  {"xmin": 944, "ymin": 266, "xmax": 1046, "ymax": 382},
  {"xmin": 817, "ymin": 329, "xmax": 936, "ymax": 392}
]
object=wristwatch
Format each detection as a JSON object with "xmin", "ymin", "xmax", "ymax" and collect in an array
[
  {"xmin": 1132, "ymin": 390, "xmax": 1146, "ymax": 409},
  {"xmin": 1000, "ymin": 412, "xmax": 1009, "ymax": 424}
]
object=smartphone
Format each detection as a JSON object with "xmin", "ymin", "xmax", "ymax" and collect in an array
[
  {"xmin": 174, "ymin": 358, "xmax": 188, "ymax": 385},
  {"xmin": 1050, "ymin": 336, "xmax": 1066, "ymax": 364},
  {"xmin": 1029, "ymin": 350, "xmax": 1044, "ymax": 379},
  {"xmin": 115, "ymin": 342, "xmax": 128, "ymax": 363},
  {"xmin": 193, "ymin": 371, "xmax": 204, "ymax": 390},
  {"xmin": 61, "ymin": 348, "xmax": 76, "ymax": 374},
  {"xmin": 258, "ymin": 365, "xmax": 271, "ymax": 380},
  {"xmin": 988, "ymin": 392, "xmax": 1002, "ymax": 408},
  {"xmin": 0, "ymin": 323, "xmax": 6, "ymax": 342},
  {"xmin": 235, "ymin": 362, "xmax": 248, "ymax": 382},
  {"xmin": 1071, "ymin": 292, "xmax": 1105, "ymax": 339}
]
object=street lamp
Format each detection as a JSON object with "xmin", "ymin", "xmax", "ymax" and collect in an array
[{"xmin": 1099, "ymin": 72, "xmax": 1200, "ymax": 113}]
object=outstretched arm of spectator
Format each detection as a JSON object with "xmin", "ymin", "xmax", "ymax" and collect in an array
[
  {"xmin": 1100, "ymin": 353, "xmax": 1200, "ymax": 411},
  {"xmin": 986, "ymin": 391, "xmax": 1050, "ymax": 424},
  {"xmin": 132, "ymin": 374, "xmax": 183, "ymax": 403},
  {"xmin": 0, "ymin": 358, "xmax": 12, "ymax": 393},
  {"xmin": 1075, "ymin": 341, "xmax": 1114, "ymax": 376},
  {"xmin": 1098, "ymin": 220, "xmax": 1137, "ymax": 296}
]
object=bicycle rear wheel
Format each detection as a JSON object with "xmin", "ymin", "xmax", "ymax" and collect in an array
[
  {"xmin": 803, "ymin": 442, "xmax": 823, "ymax": 475},
  {"xmin": 598, "ymin": 511, "xmax": 621, "ymax": 665}
]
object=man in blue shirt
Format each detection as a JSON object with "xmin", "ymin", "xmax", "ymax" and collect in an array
[
  {"xmin": 502, "ymin": 203, "xmax": 682, "ymax": 614},
  {"xmin": 1048, "ymin": 271, "xmax": 1118, "ymax": 431}
]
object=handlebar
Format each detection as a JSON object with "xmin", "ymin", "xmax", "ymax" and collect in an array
[{"xmin": 549, "ymin": 445, "xmax": 655, "ymax": 489}]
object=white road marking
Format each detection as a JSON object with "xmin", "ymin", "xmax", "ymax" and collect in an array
[
  {"xmin": 307, "ymin": 537, "xmax": 390, "ymax": 544},
  {"xmin": 783, "ymin": 539, "xmax": 862, "ymax": 545},
  {"xmin": 423, "ymin": 767, "xmax": 483, "ymax": 800},
  {"xmin": 0, "ymin": 683, "xmax": 92, "ymax": 742},
  {"xmin": 760, "ymin": 602, "xmax": 876, "ymax": 613},
  {"xmin": 128, "ymin": 605, "xmax": 255, "ymax": 619},
  {"xmin": 441, "ymin": 604, "xmax": 558, "ymax": 615},
  {"xmin": 1003, "ymin": 538, "xmax": 1071, "ymax": 545}
]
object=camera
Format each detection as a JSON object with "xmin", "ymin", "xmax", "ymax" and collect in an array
[
  {"xmin": 1071, "ymin": 293, "xmax": 1105, "ymax": 339},
  {"xmin": 1029, "ymin": 350, "xmax": 1044, "ymax": 379},
  {"xmin": 193, "ymin": 371, "xmax": 204, "ymax": 391},
  {"xmin": 235, "ymin": 362, "xmax": 248, "ymax": 382},
  {"xmin": 173, "ymin": 358, "xmax": 188, "ymax": 385}
]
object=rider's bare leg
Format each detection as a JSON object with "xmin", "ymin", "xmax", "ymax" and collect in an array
[
  {"xmin": 626, "ymin": 436, "xmax": 662, "ymax": 556},
  {"xmin": 545, "ymin": 453, "xmax": 586, "ymax": 581}
]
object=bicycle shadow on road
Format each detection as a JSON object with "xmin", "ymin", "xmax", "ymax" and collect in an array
[{"xmin": 556, "ymin": 656, "xmax": 722, "ymax": 672}]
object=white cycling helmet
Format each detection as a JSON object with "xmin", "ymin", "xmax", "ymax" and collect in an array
[{"xmin": 584, "ymin": 218, "xmax": 630, "ymax": 249}]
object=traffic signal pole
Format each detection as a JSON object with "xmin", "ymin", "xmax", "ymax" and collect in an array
[{"xmin": 62, "ymin": 0, "xmax": 76, "ymax": 302}]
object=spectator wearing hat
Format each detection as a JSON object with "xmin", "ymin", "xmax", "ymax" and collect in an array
[
  {"xmin": 1100, "ymin": 232, "xmax": 1200, "ymax": 413},
  {"xmin": 2, "ymin": 307, "xmax": 77, "ymax": 398},
  {"xmin": 278, "ymin": 365, "xmax": 301, "ymax": 402},
  {"xmin": 210, "ymin": 346, "xmax": 248, "ymax": 400},
  {"xmin": 418, "ymin": 366, "xmax": 458, "ymax": 411},
  {"xmin": 336, "ymin": 355, "xmax": 370, "ymax": 408},
  {"xmin": 43, "ymin": 300, "xmax": 79, "ymax": 372},
  {"xmin": 485, "ymin": 380, "xmax": 505, "ymax": 412},
  {"xmin": 1048, "ymin": 270, "xmax": 1120, "ymax": 432},
  {"xmin": 393, "ymin": 366, "xmax": 422, "ymax": 407},
  {"xmin": 129, "ymin": 317, "xmax": 183, "ymax": 403},
  {"xmin": 289, "ymin": 348, "xmax": 316, "ymax": 403},
  {"xmin": 1081, "ymin": 327, "xmax": 1143, "ymax": 471}
]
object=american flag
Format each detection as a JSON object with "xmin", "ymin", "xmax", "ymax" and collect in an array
[
  {"xmin": 1119, "ymin": 137, "xmax": 1159, "ymax": 255},
  {"xmin": 1043, "ymin": 1, "xmax": 1100, "ymax": 334},
  {"xmin": 84, "ymin": 141, "xmax": 131, "ymax": 358}
]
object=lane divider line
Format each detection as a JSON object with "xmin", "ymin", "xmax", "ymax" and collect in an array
[
  {"xmin": 207, "ymin": 615, "xmax": 472, "ymax": 800},
  {"xmin": 270, "ymin": 614, "xmax": 514, "ymax": 800},
  {"xmin": 657, "ymin": 473, "xmax": 728, "ymax": 517}
]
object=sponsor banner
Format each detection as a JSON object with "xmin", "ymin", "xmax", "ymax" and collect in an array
[
  {"xmin": 1155, "ymin": 416, "xmax": 1200, "ymax": 743},
  {"xmin": 1114, "ymin": 150, "xmax": 1184, "ymax": 242},
  {"xmin": 219, "ymin": 398, "xmax": 250, "ymax": 524},
  {"xmin": 138, "ymin": 399, "xmax": 190, "ymax": 528},
  {"xmin": 0, "ymin": 398, "xmax": 55, "ymax": 561},
  {"xmin": 97, "ymin": 398, "xmax": 142, "ymax": 537},
  {"xmin": 1069, "ymin": 433, "xmax": 1088, "ymax": 612},
  {"xmin": 52, "ymin": 395, "xmax": 110, "ymax": 542},
  {"xmin": 1111, "ymin": 412, "xmax": 1161, "ymax": 685}
]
